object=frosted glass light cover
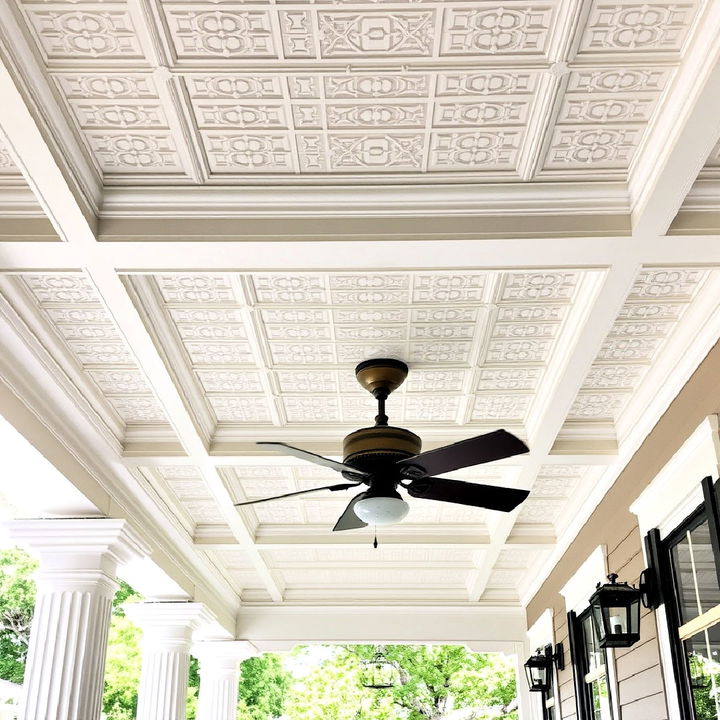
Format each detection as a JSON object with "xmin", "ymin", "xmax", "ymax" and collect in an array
[{"xmin": 353, "ymin": 496, "xmax": 410, "ymax": 526}]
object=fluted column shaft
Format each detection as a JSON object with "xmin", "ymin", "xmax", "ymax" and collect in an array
[
  {"xmin": 3, "ymin": 519, "xmax": 148, "ymax": 720},
  {"xmin": 193, "ymin": 642, "xmax": 257, "ymax": 720},
  {"xmin": 126, "ymin": 603, "xmax": 213, "ymax": 720}
]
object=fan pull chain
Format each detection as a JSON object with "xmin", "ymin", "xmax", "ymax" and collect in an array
[{"xmin": 373, "ymin": 525, "xmax": 378, "ymax": 549}]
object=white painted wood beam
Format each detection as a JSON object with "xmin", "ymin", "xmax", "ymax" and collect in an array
[
  {"xmin": 629, "ymin": 1, "xmax": 720, "ymax": 237},
  {"xmin": 2, "ymin": 235, "xmax": 720, "ymax": 273},
  {"xmin": 0, "ymin": 60, "xmax": 283, "ymax": 603},
  {"xmin": 466, "ymin": 263, "xmax": 640, "ymax": 602}
]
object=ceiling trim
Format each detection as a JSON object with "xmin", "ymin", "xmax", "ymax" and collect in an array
[{"xmin": 628, "ymin": 0, "xmax": 720, "ymax": 237}]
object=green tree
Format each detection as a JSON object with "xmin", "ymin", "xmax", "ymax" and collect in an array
[
  {"xmin": 237, "ymin": 654, "xmax": 291, "ymax": 720},
  {"xmin": 102, "ymin": 581, "xmax": 143, "ymax": 720},
  {"xmin": 285, "ymin": 645, "xmax": 517, "ymax": 720},
  {"xmin": 0, "ymin": 547, "xmax": 37, "ymax": 684}
]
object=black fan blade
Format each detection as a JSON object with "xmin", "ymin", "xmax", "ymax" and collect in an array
[
  {"xmin": 396, "ymin": 430, "xmax": 528, "ymax": 477},
  {"xmin": 333, "ymin": 492, "xmax": 369, "ymax": 532},
  {"xmin": 257, "ymin": 442, "xmax": 368, "ymax": 477},
  {"xmin": 235, "ymin": 482, "xmax": 361, "ymax": 507},
  {"xmin": 405, "ymin": 477, "xmax": 529, "ymax": 513}
]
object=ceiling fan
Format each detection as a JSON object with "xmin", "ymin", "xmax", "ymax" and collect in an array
[{"xmin": 236, "ymin": 359, "xmax": 530, "ymax": 531}]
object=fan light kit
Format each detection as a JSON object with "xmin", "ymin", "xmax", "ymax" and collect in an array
[{"xmin": 236, "ymin": 359, "xmax": 530, "ymax": 535}]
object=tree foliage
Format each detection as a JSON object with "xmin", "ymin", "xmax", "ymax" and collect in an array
[
  {"xmin": 238, "ymin": 654, "xmax": 291, "ymax": 720},
  {"xmin": 285, "ymin": 645, "xmax": 517, "ymax": 720},
  {"xmin": 0, "ymin": 547, "xmax": 37, "ymax": 684}
]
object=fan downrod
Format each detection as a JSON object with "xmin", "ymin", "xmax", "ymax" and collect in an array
[{"xmin": 355, "ymin": 358, "xmax": 408, "ymax": 426}]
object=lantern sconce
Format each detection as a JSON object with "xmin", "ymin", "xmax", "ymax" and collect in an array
[
  {"xmin": 588, "ymin": 573, "xmax": 642, "ymax": 649},
  {"xmin": 360, "ymin": 648, "xmax": 400, "ymax": 690},
  {"xmin": 524, "ymin": 643, "xmax": 564, "ymax": 692}
]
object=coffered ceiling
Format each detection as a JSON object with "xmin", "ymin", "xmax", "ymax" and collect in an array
[
  {"xmin": 0, "ymin": 0, "xmax": 720, "ymax": 620},
  {"xmin": 5, "ymin": 0, "xmax": 705, "ymax": 183}
]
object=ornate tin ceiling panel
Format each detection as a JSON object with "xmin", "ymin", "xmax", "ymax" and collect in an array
[{"xmin": 8, "ymin": 0, "xmax": 704, "ymax": 182}]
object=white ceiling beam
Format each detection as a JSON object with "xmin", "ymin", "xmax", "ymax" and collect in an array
[
  {"xmin": 2, "ymin": 235, "xmax": 720, "ymax": 273},
  {"xmin": 629, "ymin": 1, "xmax": 720, "ymax": 237},
  {"xmin": 0, "ymin": 58, "xmax": 283, "ymax": 604},
  {"xmin": 195, "ymin": 535, "xmax": 556, "ymax": 551},
  {"xmin": 100, "ymin": 182, "xmax": 630, "ymax": 219},
  {"xmin": 466, "ymin": 263, "xmax": 640, "ymax": 601}
]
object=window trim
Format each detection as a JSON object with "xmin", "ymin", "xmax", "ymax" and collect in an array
[
  {"xmin": 568, "ymin": 608, "xmax": 615, "ymax": 720},
  {"xmin": 647, "ymin": 475, "xmax": 720, "ymax": 720}
]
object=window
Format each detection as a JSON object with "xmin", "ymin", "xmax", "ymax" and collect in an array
[
  {"xmin": 543, "ymin": 655, "xmax": 557, "ymax": 720},
  {"xmin": 568, "ymin": 609, "xmax": 614, "ymax": 720},
  {"xmin": 648, "ymin": 476, "xmax": 720, "ymax": 720}
]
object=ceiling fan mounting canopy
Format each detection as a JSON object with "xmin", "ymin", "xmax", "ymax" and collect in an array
[
  {"xmin": 355, "ymin": 358, "xmax": 409, "ymax": 397},
  {"xmin": 238, "ymin": 358, "xmax": 533, "ymax": 531}
]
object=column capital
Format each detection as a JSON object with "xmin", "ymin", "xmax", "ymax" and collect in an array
[
  {"xmin": 192, "ymin": 640, "xmax": 258, "ymax": 667},
  {"xmin": 126, "ymin": 602, "xmax": 216, "ymax": 648},
  {"xmin": 2, "ymin": 518, "xmax": 149, "ymax": 575}
]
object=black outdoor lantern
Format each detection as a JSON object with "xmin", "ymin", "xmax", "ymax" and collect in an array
[
  {"xmin": 588, "ymin": 573, "xmax": 641, "ymax": 648},
  {"xmin": 524, "ymin": 644, "xmax": 564, "ymax": 692},
  {"xmin": 360, "ymin": 648, "xmax": 400, "ymax": 689}
]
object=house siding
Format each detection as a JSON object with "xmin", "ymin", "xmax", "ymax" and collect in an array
[{"xmin": 526, "ymin": 338, "xmax": 720, "ymax": 720}]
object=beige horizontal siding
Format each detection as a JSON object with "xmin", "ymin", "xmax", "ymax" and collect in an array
[{"xmin": 525, "ymin": 338, "xmax": 720, "ymax": 718}]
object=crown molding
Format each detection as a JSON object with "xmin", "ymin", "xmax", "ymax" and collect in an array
[{"xmin": 100, "ymin": 182, "xmax": 630, "ymax": 221}]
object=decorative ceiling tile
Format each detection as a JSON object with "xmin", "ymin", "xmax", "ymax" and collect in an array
[
  {"xmin": 496, "ymin": 549, "xmax": 534, "ymax": 568},
  {"xmin": 14, "ymin": 0, "xmax": 703, "ymax": 184},
  {"xmin": 439, "ymin": 6, "xmax": 554, "ymax": 57},
  {"xmin": 628, "ymin": 268, "xmax": 707, "ymax": 300},
  {"xmin": 405, "ymin": 369, "xmax": 466, "ymax": 393},
  {"xmin": 532, "ymin": 475, "xmax": 580, "ymax": 498},
  {"xmin": 24, "ymin": 7, "xmax": 145, "ymax": 61},
  {"xmin": 569, "ymin": 266, "xmax": 712, "ymax": 422},
  {"xmin": 0, "ymin": 138, "xmax": 17, "ymax": 173},
  {"xmin": 8, "ymin": 274, "xmax": 173, "ymax": 438},
  {"xmin": 195, "ymin": 370, "xmax": 264, "ymax": 394},
  {"xmin": 163, "ymin": 7, "xmax": 276, "ymax": 59},
  {"xmin": 283, "ymin": 396, "xmax": 341, "ymax": 423},
  {"xmin": 184, "ymin": 500, "xmax": 226, "ymax": 524},
  {"xmin": 404, "ymin": 396, "xmax": 460, "ymax": 422},
  {"xmin": 108, "ymin": 396, "xmax": 168, "ymax": 424},
  {"xmin": 487, "ymin": 569, "xmax": 525, "ymax": 587},
  {"xmin": 471, "ymin": 394, "xmax": 531, "ymax": 422},
  {"xmin": 544, "ymin": 126, "xmax": 641, "ymax": 169},
  {"xmin": 517, "ymin": 498, "xmax": 565, "ymax": 525},
  {"xmin": 476, "ymin": 367, "xmax": 542, "ymax": 392},
  {"xmin": 498, "ymin": 272, "xmax": 579, "ymax": 303},
  {"xmin": 576, "ymin": 2, "xmax": 698, "ymax": 57},
  {"xmin": 207, "ymin": 396, "xmax": 273, "ymax": 423},
  {"xmin": 253, "ymin": 504, "xmax": 305, "ymax": 525}
]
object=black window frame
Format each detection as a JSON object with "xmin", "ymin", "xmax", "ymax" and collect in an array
[
  {"xmin": 645, "ymin": 475, "xmax": 720, "ymax": 720},
  {"xmin": 541, "ymin": 646, "xmax": 557, "ymax": 720},
  {"xmin": 567, "ymin": 608, "xmax": 615, "ymax": 720}
]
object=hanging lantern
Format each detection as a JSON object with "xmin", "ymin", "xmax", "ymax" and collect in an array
[
  {"xmin": 524, "ymin": 647, "xmax": 553, "ymax": 692},
  {"xmin": 361, "ymin": 649, "xmax": 399, "ymax": 689},
  {"xmin": 588, "ymin": 573, "xmax": 641, "ymax": 648}
]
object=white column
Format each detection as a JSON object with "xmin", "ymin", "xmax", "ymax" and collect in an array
[
  {"xmin": 192, "ymin": 641, "xmax": 257, "ymax": 720},
  {"xmin": 3, "ymin": 518, "xmax": 148, "ymax": 720},
  {"xmin": 126, "ymin": 603, "xmax": 213, "ymax": 720}
]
